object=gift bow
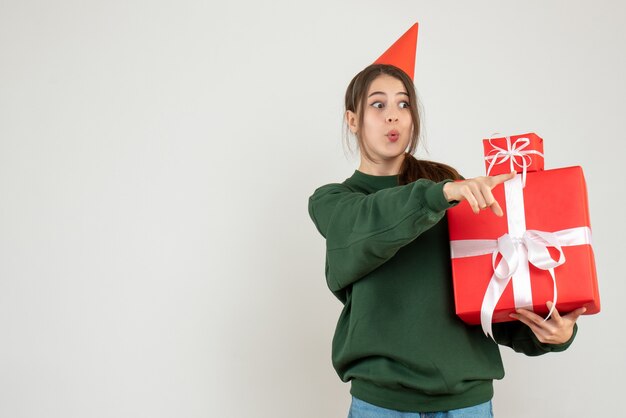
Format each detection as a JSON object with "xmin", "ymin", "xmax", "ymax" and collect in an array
[
  {"xmin": 450, "ymin": 227, "xmax": 591, "ymax": 338},
  {"xmin": 485, "ymin": 136, "xmax": 544, "ymax": 186},
  {"xmin": 493, "ymin": 230, "xmax": 565, "ymax": 283}
]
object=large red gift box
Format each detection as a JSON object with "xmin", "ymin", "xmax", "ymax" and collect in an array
[{"xmin": 447, "ymin": 138, "xmax": 600, "ymax": 336}]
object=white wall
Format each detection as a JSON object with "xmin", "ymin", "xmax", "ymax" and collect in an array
[{"xmin": 1, "ymin": 1, "xmax": 624, "ymax": 417}]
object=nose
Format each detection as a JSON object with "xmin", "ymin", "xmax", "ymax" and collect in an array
[{"xmin": 385, "ymin": 110, "xmax": 398, "ymax": 123}]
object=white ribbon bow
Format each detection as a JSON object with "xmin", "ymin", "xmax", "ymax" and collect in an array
[{"xmin": 484, "ymin": 136, "xmax": 544, "ymax": 186}]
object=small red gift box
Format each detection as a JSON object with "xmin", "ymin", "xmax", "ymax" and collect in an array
[
  {"xmin": 448, "ymin": 146, "xmax": 600, "ymax": 336},
  {"xmin": 483, "ymin": 133, "xmax": 544, "ymax": 176}
]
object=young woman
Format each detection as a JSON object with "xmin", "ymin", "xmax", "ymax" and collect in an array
[{"xmin": 308, "ymin": 64, "xmax": 585, "ymax": 418}]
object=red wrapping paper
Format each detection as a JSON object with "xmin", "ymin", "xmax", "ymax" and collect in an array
[
  {"xmin": 483, "ymin": 133, "xmax": 545, "ymax": 176},
  {"xmin": 447, "ymin": 166, "xmax": 600, "ymax": 325}
]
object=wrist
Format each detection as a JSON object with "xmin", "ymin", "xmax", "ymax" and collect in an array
[{"xmin": 443, "ymin": 182, "xmax": 453, "ymax": 202}]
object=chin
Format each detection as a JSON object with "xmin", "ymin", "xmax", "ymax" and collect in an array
[{"xmin": 381, "ymin": 152, "xmax": 406, "ymax": 161}]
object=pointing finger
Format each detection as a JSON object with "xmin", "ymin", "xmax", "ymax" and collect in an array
[{"xmin": 489, "ymin": 171, "xmax": 516, "ymax": 188}]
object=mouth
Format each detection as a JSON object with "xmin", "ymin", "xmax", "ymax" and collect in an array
[{"xmin": 386, "ymin": 130, "xmax": 400, "ymax": 142}]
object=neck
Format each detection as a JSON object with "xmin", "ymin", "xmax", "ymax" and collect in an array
[{"xmin": 358, "ymin": 154, "xmax": 405, "ymax": 176}]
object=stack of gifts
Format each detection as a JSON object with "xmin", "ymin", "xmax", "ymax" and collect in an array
[{"xmin": 447, "ymin": 133, "xmax": 601, "ymax": 338}]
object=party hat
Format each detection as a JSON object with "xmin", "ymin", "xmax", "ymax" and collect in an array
[{"xmin": 374, "ymin": 22, "xmax": 419, "ymax": 80}]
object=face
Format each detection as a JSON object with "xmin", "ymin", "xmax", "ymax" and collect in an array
[{"xmin": 347, "ymin": 74, "xmax": 413, "ymax": 168}]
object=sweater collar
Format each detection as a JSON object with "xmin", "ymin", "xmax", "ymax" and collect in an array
[{"xmin": 348, "ymin": 170, "xmax": 399, "ymax": 192}]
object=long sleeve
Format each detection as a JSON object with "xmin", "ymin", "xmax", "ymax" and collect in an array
[{"xmin": 308, "ymin": 178, "xmax": 455, "ymax": 293}]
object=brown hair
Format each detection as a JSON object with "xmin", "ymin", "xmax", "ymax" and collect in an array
[{"xmin": 344, "ymin": 64, "xmax": 460, "ymax": 185}]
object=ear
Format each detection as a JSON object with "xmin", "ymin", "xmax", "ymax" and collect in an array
[{"xmin": 346, "ymin": 110, "xmax": 358, "ymax": 134}]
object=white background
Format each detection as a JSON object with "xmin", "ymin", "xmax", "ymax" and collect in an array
[{"xmin": 1, "ymin": 1, "xmax": 624, "ymax": 417}]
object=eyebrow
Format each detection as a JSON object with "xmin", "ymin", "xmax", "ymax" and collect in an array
[{"xmin": 367, "ymin": 91, "xmax": 410, "ymax": 98}]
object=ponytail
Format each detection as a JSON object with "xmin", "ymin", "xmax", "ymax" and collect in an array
[{"xmin": 399, "ymin": 153, "xmax": 461, "ymax": 186}]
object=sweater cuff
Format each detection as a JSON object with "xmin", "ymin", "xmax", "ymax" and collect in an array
[
  {"xmin": 533, "ymin": 323, "xmax": 578, "ymax": 353},
  {"xmin": 425, "ymin": 179, "xmax": 459, "ymax": 212}
]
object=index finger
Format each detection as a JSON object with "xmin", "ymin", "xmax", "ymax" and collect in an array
[{"xmin": 488, "ymin": 171, "xmax": 516, "ymax": 188}]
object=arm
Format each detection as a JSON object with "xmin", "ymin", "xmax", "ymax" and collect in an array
[
  {"xmin": 308, "ymin": 171, "xmax": 515, "ymax": 294},
  {"xmin": 308, "ymin": 179, "xmax": 454, "ymax": 292}
]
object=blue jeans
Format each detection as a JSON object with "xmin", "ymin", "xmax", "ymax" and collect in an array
[{"xmin": 348, "ymin": 396, "xmax": 493, "ymax": 418}]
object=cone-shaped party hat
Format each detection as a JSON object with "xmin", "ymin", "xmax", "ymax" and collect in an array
[{"xmin": 374, "ymin": 22, "xmax": 419, "ymax": 80}]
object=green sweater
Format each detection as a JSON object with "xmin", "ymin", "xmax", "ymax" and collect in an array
[{"xmin": 308, "ymin": 170, "xmax": 576, "ymax": 413}]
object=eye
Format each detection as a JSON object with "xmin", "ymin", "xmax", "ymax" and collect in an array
[
  {"xmin": 370, "ymin": 101, "xmax": 384, "ymax": 109},
  {"xmin": 399, "ymin": 101, "xmax": 410, "ymax": 109}
]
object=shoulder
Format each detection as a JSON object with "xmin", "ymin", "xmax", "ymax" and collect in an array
[
  {"xmin": 308, "ymin": 181, "xmax": 364, "ymax": 224},
  {"xmin": 310, "ymin": 182, "xmax": 357, "ymax": 200},
  {"xmin": 308, "ymin": 183, "xmax": 363, "ymax": 218},
  {"xmin": 308, "ymin": 182, "xmax": 361, "ymax": 236}
]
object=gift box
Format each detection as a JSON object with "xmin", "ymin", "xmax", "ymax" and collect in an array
[
  {"xmin": 483, "ymin": 133, "xmax": 544, "ymax": 176},
  {"xmin": 447, "ymin": 138, "xmax": 600, "ymax": 337}
]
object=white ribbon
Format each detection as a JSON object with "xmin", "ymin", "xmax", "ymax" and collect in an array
[
  {"xmin": 449, "ymin": 174, "xmax": 593, "ymax": 339},
  {"xmin": 484, "ymin": 136, "xmax": 544, "ymax": 186}
]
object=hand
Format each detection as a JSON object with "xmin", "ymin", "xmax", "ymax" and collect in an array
[
  {"xmin": 510, "ymin": 301, "xmax": 587, "ymax": 344},
  {"xmin": 443, "ymin": 172, "xmax": 516, "ymax": 217}
]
